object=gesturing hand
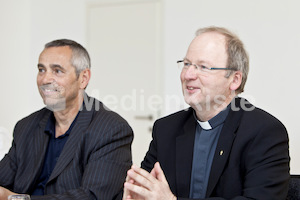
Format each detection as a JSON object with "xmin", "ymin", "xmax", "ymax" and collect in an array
[{"xmin": 123, "ymin": 162, "xmax": 176, "ymax": 200}]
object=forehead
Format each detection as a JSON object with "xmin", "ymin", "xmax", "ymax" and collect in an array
[
  {"xmin": 192, "ymin": 32, "xmax": 226, "ymax": 47},
  {"xmin": 186, "ymin": 32, "xmax": 227, "ymax": 61},
  {"xmin": 39, "ymin": 46, "xmax": 72, "ymax": 63}
]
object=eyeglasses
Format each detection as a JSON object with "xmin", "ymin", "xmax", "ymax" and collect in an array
[{"xmin": 177, "ymin": 60, "xmax": 237, "ymax": 73}]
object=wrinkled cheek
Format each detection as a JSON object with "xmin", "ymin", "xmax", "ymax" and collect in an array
[{"xmin": 56, "ymin": 86, "xmax": 66, "ymax": 98}]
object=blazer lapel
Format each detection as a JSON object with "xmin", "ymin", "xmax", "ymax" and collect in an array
[
  {"xmin": 175, "ymin": 111, "xmax": 196, "ymax": 197},
  {"xmin": 26, "ymin": 110, "xmax": 51, "ymax": 192},
  {"xmin": 206, "ymin": 100, "xmax": 244, "ymax": 197},
  {"xmin": 47, "ymin": 101, "xmax": 94, "ymax": 183}
]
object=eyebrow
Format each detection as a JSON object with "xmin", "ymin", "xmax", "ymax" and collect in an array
[
  {"xmin": 50, "ymin": 64, "xmax": 64, "ymax": 70},
  {"xmin": 37, "ymin": 63, "xmax": 44, "ymax": 68},
  {"xmin": 183, "ymin": 57, "xmax": 190, "ymax": 62},
  {"xmin": 37, "ymin": 63, "xmax": 65, "ymax": 71},
  {"xmin": 183, "ymin": 57, "xmax": 215, "ymax": 67}
]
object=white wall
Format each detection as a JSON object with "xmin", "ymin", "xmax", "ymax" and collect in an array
[
  {"xmin": 0, "ymin": 0, "xmax": 87, "ymax": 127},
  {"xmin": 162, "ymin": 0, "xmax": 300, "ymax": 173},
  {"xmin": 0, "ymin": 0, "xmax": 31, "ymax": 158},
  {"xmin": 0, "ymin": 0, "xmax": 299, "ymax": 173}
]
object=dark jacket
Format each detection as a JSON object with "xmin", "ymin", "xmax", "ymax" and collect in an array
[
  {"xmin": 142, "ymin": 98, "xmax": 290, "ymax": 200},
  {"xmin": 0, "ymin": 95, "xmax": 133, "ymax": 200}
]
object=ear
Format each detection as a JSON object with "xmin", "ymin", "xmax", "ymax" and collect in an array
[
  {"xmin": 229, "ymin": 71, "xmax": 242, "ymax": 91},
  {"xmin": 79, "ymin": 69, "xmax": 91, "ymax": 89}
]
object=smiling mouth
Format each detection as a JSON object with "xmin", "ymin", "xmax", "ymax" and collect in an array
[
  {"xmin": 40, "ymin": 85, "xmax": 60, "ymax": 96},
  {"xmin": 42, "ymin": 89, "xmax": 59, "ymax": 97},
  {"xmin": 187, "ymin": 86, "xmax": 200, "ymax": 90}
]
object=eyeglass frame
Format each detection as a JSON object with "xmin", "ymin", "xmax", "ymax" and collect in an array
[{"xmin": 177, "ymin": 60, "xmax": 238, "ymax": 72}]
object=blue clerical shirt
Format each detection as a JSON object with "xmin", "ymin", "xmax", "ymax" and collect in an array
[
  {"xmin": 189, "ymin": 106, "xmax": 230, "ymax": 198},
  {"xmin": 32, "ymin": 112, "xmax": 79, "ymax": 195}
]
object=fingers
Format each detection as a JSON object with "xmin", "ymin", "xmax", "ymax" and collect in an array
[
  {"xmin": 153, "ymin": 162, "xmax": 168, "ymax": 183},
  {"xmin": 128, "ymin": 165, "xmax": 158, "ymax": 187},
  {"xmin": 124, "ymin": 163, "xmax": 176, "ymax": 200},
  {"xmin": 125, "ymin": 164, "xmax": 159, "ymax": 199},
  {"xmin": 124, "ymin": 181, "xmax": 148, "ymax": 199},
  {"xmin": 123, "ymin": 175, "xmax": 140, "ymax": 200},
  {"xmin": 123, "ymin": 178, "xmax": 130, "ymax": 200}
]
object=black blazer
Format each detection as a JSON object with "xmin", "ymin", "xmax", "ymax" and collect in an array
[
  {"xmin": 142, "ymin": 98, "xmax": 290, "ymax": 200},
  {"xmin": 0, "ymin": 95, "xmax": 133, "ymax": 200}
]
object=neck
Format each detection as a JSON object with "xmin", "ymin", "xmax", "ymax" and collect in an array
[
  {"xmin": 53, "ymin": 93, "xmax": 83, "ymax": 137},
  {"xmin": 194, "ymin": 95, "xmax": 234, "ymax": 122}
]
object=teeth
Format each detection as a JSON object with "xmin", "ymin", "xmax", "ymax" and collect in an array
[
  {"xmin": 44, "ymin": 88, "xmax": 58, "ymax": 93},
  {"xmin": 188, "ymin": 87, "xmax": 194, "ymax": 90}
]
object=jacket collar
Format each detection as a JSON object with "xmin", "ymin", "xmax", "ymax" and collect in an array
[
  {"xmin": 47, "ymin": 94, "xmax": 95, "ymax": 183},
  {"xmin": 175, "ymin": 98, "xmax": 247, "ymax": 197},
  {"xmin": 206, "ymin": 97, "xmax": 245, "ymax": 197},
  {"xmin": 28, "ymin": 93, "xmax": 96, "ymax": 190},
  {"xmin": 175, "ymin": 108, "xmax": 196, "ymax": 197}
]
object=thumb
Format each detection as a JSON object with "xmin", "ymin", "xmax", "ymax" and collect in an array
[
  {"xmin": 154, "ymin": 162, "xmax": 168, "ymax": 183},
  {"xmin": 150, "ymin": 167, "xmax": 157, "ymax": 178}
]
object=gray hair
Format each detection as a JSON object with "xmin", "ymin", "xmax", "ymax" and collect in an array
[
  {"xmin": 196, "ymin": 26, "xmax": 249, "ymax": 94},
  {"xmin": 45, "ymin": 39, "xmax": 91, "ymax": 77}
]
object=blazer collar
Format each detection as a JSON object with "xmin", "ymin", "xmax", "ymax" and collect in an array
[
  {"xmin": 175, "ymin": 108, "xmax": 196, "ymax": 197},
  {"xmin": 206, "ymin": 97, "xmax": 244, "ymax": 197},
  {"xmin": 26, "ymin": 94, "xmax": 96, "ymax": 192},
  {"xmin": 174, "ymin": 98, "xmax": 246, "ymax": 198},
  {"xmin": 47, "ymin": 94, "xmax": 95, "ymax": 183},
  {"xmin": 26, "ymin": 109, "xmax": 51, "ymax": 193}
]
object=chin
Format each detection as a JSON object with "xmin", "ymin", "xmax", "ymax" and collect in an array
[
  {"xmin": 44, "ymin": 98, "xmax": 66, "ymax": 111},
  {"xmin": 184, "ymin": 97, "xmax": 206, "ymax": 111},
  {"xmin": 184, "ymin": 95, "xmax": 198, "ymax": 105},
  {"xmin": 184, "ymin": 98, "xmax": 196, "ymax": 108}
]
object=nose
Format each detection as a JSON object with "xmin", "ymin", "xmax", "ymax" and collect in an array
[
  {"xmin": 183, "ymin": 64, "xmax": 198, "ymax": 80},
  {"xmin": 38, "ymin": 71, "xmax": 55, "ymax": 85}
]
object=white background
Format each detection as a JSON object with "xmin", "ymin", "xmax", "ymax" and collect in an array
[{"xmin": 0, "ymin": 0, "xmax": 299, "ymax": 173}]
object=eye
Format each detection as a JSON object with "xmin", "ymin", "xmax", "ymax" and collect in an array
[
  {"xmin": 54, "ymin": 68, "xmax": 63, "ymax": 74},
  {"xmin": 38, "ymin": 67, "xmax": 45, "ymax": 73},
  {"xmin": 199, "ymin": 65, "xmax": 209, "ymax": 71},
  {"xmin": 183, "ymin": 62, "xmax": 191, "ymax": 68}
]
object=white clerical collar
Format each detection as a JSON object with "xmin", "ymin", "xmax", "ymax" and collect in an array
[{"xmin": 197, "ymin": 120, "xmax": 212, "ymax": 130}]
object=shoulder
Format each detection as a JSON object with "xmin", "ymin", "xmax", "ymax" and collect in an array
[
  {"xmin": 232, "ymin": 97, "xmax": 285, "ymax": 126},
  {"xmin": 241, "ymin": 104, "xmax": 285, "ymax": 130},
  {"xmin": 232, "ymin": 97, "xmax": 287, "ymax": 138},
  {"xmin": 15, "ymin": 107, "xmax": 49, "ymax": 127},
  {"xmin": 83, "ymin": 96, "xmax": 132, "ymax": 132},
  {"xmin": 154, "ymin": 107, "xmax": 194, "ymax": 126},
  {"xmin": 243, "ymin": 107, "xmax": 287, "ymax": 139},
  {"xmin": 94, "ymin": 100, "xmax": 130, "ymax": 125},
  {"xmin": 247, "ymin": 107, "xmax": 283, "ymax": 124},
  {"xmin": 81, "ymin": 96, "xmax": 133, "ymax": 148},
  {"xmin": 150, "ymin": 107, "xmax": 195, "ymax": 141},
  {"xmin": 13, "ymin": 107, "xmax": 50, "ymax": 138}
]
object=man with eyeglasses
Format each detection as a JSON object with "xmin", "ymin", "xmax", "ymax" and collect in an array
[{"xmin": 123, "ymin": 26, "xmax": 290, "ymax": 200}]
